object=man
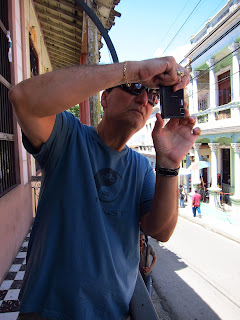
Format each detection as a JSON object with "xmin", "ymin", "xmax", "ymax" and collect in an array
[
  {"xmin": 179, "ymin": 184, "xmax": 185, "ymax": 208},
  {"xmin": 9, "ymin": 57, "xmax": 201, "ymax": 320},
  {"xmin": 192, "ymin": 189, "xmax": 202, "ymax": 217},
  {"xmin": 139, "ymin": 232, "xmax": 157, "ymax": 296}
]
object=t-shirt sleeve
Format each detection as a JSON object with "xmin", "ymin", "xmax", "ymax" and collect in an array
[
  {"xmin": 139, "ymin": 162, "xmax": 155, "ymax": 217},
  {"xmin": 149, "ymin": 245, "xmax": 156, "ymax": 257},
  {"xmin": 22, "ymin": 111, "xmax": 77, "ymax": 172}
]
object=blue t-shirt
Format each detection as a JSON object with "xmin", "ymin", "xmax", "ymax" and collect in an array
[{"xmin": 20, "ymin": 112, "xmax": 155, "ymax": 320}]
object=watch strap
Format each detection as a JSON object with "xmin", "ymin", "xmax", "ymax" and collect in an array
[{"xmin": 155, "ymin": 166, "xmax": 180, "ymax": 177}]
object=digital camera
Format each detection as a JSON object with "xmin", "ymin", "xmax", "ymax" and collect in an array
[{"xmin": 159, "ymin": 86, "xmax": 185, "ymax": 119}]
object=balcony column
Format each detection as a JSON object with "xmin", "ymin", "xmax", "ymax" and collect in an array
[
  {"xmin": 188, "ymin": 76, "xmax": 194, "ymax": 115},
  {"xmin": 231, "ymin": 143, "xmax": 240, "ymax": 197},
  {"xmin": 191, "ymin": 71, "xmax": 200, "ymax": 114},
  {"xmin": 230, "ymin": 143, "xmax": 240, "ymax": 221},
  {"xmin": 206, "ymin": 59, "xmax": 217, "ymax": 122},
  {"xmin": 194, "ymin": 143, "xmax": 201, "ymax": 162},
  {"xmin": 228, "ymin": 42, "xmax": 240, "ymax": 102},
  {"xmin": 191, "ymin": 143, "xmax": 201, "ymax": 192},
  {"xmin": 208, "ymin": 143, "xmax": 221, "ymax": 206},
  {"xmin": 229, "ymin": 43, "xmax": 240, "ymax": 120}
]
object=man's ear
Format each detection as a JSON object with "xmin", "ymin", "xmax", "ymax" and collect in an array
[{"xmin": 101, "ymin": 91, "xmax": 108, "ymax": 110}]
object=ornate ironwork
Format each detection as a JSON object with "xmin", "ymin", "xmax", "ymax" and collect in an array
[{"xmin": 31, "ymin": 176, "xmax": 42, "ymax": 214}]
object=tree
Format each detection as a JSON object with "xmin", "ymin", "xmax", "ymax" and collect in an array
[{"xmin": 67, "ymin": 104, "xmax": 80, "ymax": 120}]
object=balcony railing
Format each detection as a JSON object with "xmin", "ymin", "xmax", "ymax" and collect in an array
[
  {"xmin": 195, "ymin": 101, "xmax": 240, "ymax": 125},
  {"xmin": 138, "ymin": 146, "xmax": 155, "ymax": 154}
]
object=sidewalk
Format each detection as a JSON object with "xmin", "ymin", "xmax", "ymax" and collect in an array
[
  {"xmin": 0, "ymin": 231, "xmax": 30, "ymax": 320},
  {"xmin": 178, "ymin": 201, "xmax": 240, "ymax": 244}
]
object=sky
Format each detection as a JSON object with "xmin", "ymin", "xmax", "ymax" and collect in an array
[{"xmin": 100, "ymin": 0, "xmax": 228, "ymax": 64}]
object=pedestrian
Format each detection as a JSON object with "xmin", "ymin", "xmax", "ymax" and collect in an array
[
  {"xmin": 179, "ymin": 185, "xmax": 185, "ymax": 208},
  {"xmin": 192, "ymin": 189, "xmax": 202, "ymax": 217},
  {"xmin": 139, "ymin": 232, "xmax": 157, "ymax": 296},
  {"xmin": 9, "ymin": 57, "xmax": 201, "ymax": 320}
]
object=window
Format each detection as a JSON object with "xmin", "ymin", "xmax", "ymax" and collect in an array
[
  {"xmin": 30, "ymin": 36, "xmax": 39, "ymax": 77},
  {"xmin": 0, "ymin": 0, "xmax": 17, "ymax": 196},
  {"xmin": 218, "ymin": 71, "xmax": 231, "ymax": 106},
  {"xmin": 222, "ymin": 149, "xmax": 230, "ymax": 185}
]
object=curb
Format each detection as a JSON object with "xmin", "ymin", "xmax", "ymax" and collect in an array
[{"xmin": 178, "ymin": 204, "xmax": 240, "ymax": 244}]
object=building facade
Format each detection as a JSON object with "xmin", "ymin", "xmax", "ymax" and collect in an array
[
  {"xmin": 132, "ymin": 0, "xmax": 240, "ymax": 220},
  {"xmin": 186, "ymin": 0, "xmax": 240, "ymax": 217}
]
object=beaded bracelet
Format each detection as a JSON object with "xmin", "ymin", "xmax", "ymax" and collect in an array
[{"xmin": 155, "ymin": 166, "xmax": 180, "ymax": 177}]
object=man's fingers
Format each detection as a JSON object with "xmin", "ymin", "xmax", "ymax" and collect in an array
[{"xmin": 193, "ymin": 127, "xmax": 201, "ymax": 136}]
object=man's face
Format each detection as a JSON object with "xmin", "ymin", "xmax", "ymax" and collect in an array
[
  {"xmin": 101, "ymin": 87, "xmax": 153, "ymax": 132},
  {"xmin": 140, "ymin": 235, "xmax": 145, "ymax": 247}
]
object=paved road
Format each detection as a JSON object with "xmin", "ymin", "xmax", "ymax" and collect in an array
[{"xmin": 150, "ymin": 216, "xmax": 240, "ymax": 320}]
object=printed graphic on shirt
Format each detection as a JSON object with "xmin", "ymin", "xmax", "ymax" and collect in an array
[{"xmin": 94, "ymin": 168, "xmax": 122, "ymax": 202}]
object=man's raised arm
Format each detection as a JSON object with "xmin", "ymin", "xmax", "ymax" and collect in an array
[
  {"xmin": 8, "ymin": 63, "xmax": 123, "ymax": 149},
  {"xmin": 9, "ymin": 57, "xmax": 189, "ymax": 149}
]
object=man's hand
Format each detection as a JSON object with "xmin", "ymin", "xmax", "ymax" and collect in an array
[
  {"xmin": 131, "ymin": 57, "xmax": 190, "ymax": 90},
  {"xmin": 152, "ymin": 107, "xmax": 201, "ymax": 168},
  {"xmin": 142, "ymin": 266, "xmax": 151, "ymax": 274}
]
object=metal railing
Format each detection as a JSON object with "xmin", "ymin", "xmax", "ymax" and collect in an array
[
  {"xmin": 0, "ymin": 5, "xmax": 17, "ymax": 197},
  {"xmin": 214, "ymin": 190, "xmax": 233, "ymax": 212},
  {"xmin": 31, "ymin": 176, "xmax": 42, "ymax": 214},
  {"xmin": 195, "ymin": 101, "xmax": 240, "ymax": 124}
]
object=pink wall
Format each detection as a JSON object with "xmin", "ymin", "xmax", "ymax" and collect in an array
[
  {"xmin": 0, "ymin": 184, "xmax": 33, "ymax": 283},
  {"xmin": 0, "ymin": 0, "xmax": 33, "ymax": 284}
]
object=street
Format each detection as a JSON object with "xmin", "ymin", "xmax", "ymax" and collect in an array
[{"xmin": 150, "ymin": 216, "xmax": 240, "ymax": 320}]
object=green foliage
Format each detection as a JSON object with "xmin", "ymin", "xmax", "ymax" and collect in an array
[
  {"xmin": 68, "ymin": 101, "xmax": 104, "ymax": 121},
  {"xmin": 100, "ymin": 104, "xmax": 104, "ymax": 119},
  {"xmin": 68, "ymin": 104, "xmax": 80, "ymax": 119}
]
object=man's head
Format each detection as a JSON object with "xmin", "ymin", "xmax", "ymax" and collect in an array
[
  {"xmin": 101, "ymin": 83, "xmax": 159, "ymax": 133},
  {"xmin": 195, "ymin": 189, "xmax": 198, "ymax": 193},
  {"xmin": 140, "ymin": 231, "xmax": 146, "ymax": 248}
]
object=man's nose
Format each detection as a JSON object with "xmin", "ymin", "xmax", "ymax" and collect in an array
[{"xmin": 135, "ymin": 90, "xmax": 148, "ymax": 106}]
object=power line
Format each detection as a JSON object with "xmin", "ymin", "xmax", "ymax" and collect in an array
[
  {"xmin": 158, "ymin": 0, "xmax": 192, "ymax": 47},
  {"xmin": 181, "ymin": 5, "xmax": 240, "ymax": 65},
  {"xmin": 190, "ymin": 45, "xmax": 240, "ymax": 82},
  {"xmin": 188, "ymin": 54, "xmax": 240, "ymax": 101},
  {"xmin": 179, "ymin": 0, "xmax": 226, "ymax": 51},
  {"xmin": 189, "ymin": 69, "xmax": 239, "ymax": 99},
  {"xmin": 163, "ymin": 0, "xmax": 203, "ymax": 54},
  {"xmin": 190, "ymin": 0, "xmax": 226, "ymax": 40}
]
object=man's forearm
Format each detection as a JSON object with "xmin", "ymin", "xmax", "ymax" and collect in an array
[
  {"xmin": 141, "ymin": 175, "xmax": 178, "ymax": 242},
  {"xmin": 9, "ymin": 63, "xmax": 123, "ymax": 118}
]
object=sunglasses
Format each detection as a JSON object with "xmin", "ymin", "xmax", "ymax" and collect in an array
[
  {"xmin": 115, "ymin": 83, "xmax": 160, "ymax": 107},
  {"xmin": 140, "ymin": 238, "xmax": 145, "ymax": 242}
]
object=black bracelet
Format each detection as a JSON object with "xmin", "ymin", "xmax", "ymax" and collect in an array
[{"xmin": 155, "ymin": 166, "xmax": 180, "ymax": 177}]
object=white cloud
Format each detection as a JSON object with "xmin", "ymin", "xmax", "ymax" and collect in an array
[{"xmin": 153, "ymin": 43, "xmax": 192, "ymax": 64}]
